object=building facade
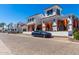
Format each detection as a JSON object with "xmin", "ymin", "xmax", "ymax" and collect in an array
[
  {"xmin": 27, "ymin": 14, "xmax": 44, "ymax": 31},
  {"xmin": 26, "ymin": 5, "xmax": 79, "ymax": 36}
]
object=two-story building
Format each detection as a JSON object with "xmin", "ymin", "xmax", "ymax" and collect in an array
[{"xmin": 26, "ymin": 5, "xmax": 79, "ymax": 36}]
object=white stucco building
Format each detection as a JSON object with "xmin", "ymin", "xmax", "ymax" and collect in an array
[{"xmin": 26, "ymin": 5, "xmax": 79, "ymax": 37}]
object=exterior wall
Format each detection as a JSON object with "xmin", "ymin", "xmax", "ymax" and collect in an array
[
  {"xmin": 21, "ymin": 25, "xmax": 27, "ymax": 32},
  {"xmin": 28, "ymin": 24, "xmax": 35, "ymax": 31},
  {"xmin": 27, "ymin": 14, "xmax": 44, "ymax": 25},
  {"xmin": 44, "ymin": 5, "xmax": 62, "ymax": 17},
  {"xmin": 27, "ymin": 14, "xmax": 44, "ymax": 31},
  {"xmin": 48, "ymin": 31, "xmax": 68, "ymax": 36}
]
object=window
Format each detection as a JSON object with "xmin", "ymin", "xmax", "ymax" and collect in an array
[
  {"xmin": 32, "ymin": 18, "xmax": 34, "ymax": 21},
  {"xmin": 30, "ymin": 19, "xmax": 31, "ymax": 22},
  {"xmin": 47, "ymin": 9, "xmax": 53, "ymax": 16},
  {"xmin": 23, "ymin": 29, "xmax": 26, "ymax": 31},
  {"xmin": 56, "ymin": 9, "xmax": 60, "ymax": 15},
  {"xmin": 28, "ymin": 17, "xmax": 35, "ymax": 22}
]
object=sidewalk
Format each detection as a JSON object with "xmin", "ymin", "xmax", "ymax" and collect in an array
[{"xmin": 23, "ymin": 31, "xmax": 68, "ymax": 37}]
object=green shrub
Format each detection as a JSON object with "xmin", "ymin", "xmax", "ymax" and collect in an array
[
  {"xmin": 73, "ymin": 28, "xmax": 78, "ymax": 34},
  {"xmin": 73, "ymin": 32, "xmax": 79, "ymax": 40}
]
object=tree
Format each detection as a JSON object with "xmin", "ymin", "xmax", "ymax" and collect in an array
[{"xmin": 0, "ymin": 23, "xmax": 6, "ymax": 27}]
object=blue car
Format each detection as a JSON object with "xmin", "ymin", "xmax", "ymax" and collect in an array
[{"xmin": 32, "ymin": 31, "xmax": 52, "ymax": 38}]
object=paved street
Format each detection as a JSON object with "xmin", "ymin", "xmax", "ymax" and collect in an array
[{"xmin": 0, "ymin": 33, "xmax": 79, "ymax": 55}]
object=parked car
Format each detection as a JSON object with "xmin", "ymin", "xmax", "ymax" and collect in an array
[{"xmin": 32, "ymin": 30, "xmax": 52, "ymax": 38}]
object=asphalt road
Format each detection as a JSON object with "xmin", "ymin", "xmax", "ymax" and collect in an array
[{"xmin": 0, "ymin": 33, "xmax": 79, "ymax": 55}]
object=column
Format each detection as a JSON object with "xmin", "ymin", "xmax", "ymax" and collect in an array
[
  {"xmin": 34, "ymin": 24, "xmax": 37, "ymax": 31},
  {"xmin": 42, "ymin": 23, "xmax": 46, "ymax": 31},
  {"xmin": 52, "ymin": 19, "xmax": 57, "ymax": 31},
  {"xmin": 67, "ymin": 17, "xmax": 73, "ymax": 36},
  {"xmin": 29, "ymin": 25, "xmax": 32, "ymax": 31},
  {"xmin": 26, "ymin": 25, "xmax": 28, "ymax": 31},
  {"xmin": 27, "ymin": 25, "xmax": 29, "ymax": 31}
]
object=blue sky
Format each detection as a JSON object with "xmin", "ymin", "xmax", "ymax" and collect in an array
[{"xmin": 0, "ymin": 4, "xmax": 79, "ymax": 24}]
